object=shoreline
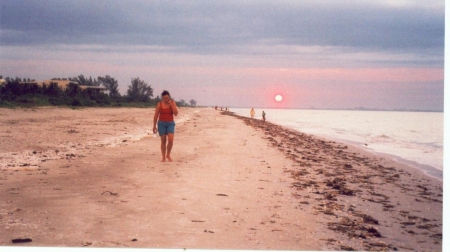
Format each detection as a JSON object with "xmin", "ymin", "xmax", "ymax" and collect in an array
[
  {"xmin": 223, "ymin": 110, "xmax": 443, "ymax": 251},
  {"xmin": 374, "ymin": 151, "xmax": 443, "ymax": 181},
  {"xmin": 323, "ymin": 136, "xmax": 444, "ymax": 181},
  {"xmin": 302, "ymin": 134, "xmax": 443, "ymax": 181},
  {"xmin": 231, "ymin": 107, "xmax": 443, "ymax": 181},
  {"xmin": 0, "ymin": 107, "xmax": 443, "ymax": 250}
]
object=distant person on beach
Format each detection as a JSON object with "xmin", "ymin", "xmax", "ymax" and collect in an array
[
  {"xmin": 153, "ymin": 90, "xmax": 179, "ymax": 162},
  {"xmin": 250, "ymin": 108, "xmax": 255, "ymax": 118},
  {"xmin": 262, "ymin": 111, "xmax": 266, "ymax": 121}
]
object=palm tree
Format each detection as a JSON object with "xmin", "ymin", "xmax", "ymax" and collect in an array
[
  {"xmin": 98, "ymin": 75, "xmax": 120, "ymax": 98},
  {"xmin": 126, "ymin": 77, "xmax": 153, "ymax": 102},
  {"xmin": 73, "ymin": 75, "xmax": 99, "ymax": 86}
]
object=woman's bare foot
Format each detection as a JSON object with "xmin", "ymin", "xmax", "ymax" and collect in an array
[
  {"xmin": 161, "ymin": 157, "xmax": 166, "ymax": 162},
  {"xmin": 166, "ymin": 156, "xmax": 173, "ymax": 162}
]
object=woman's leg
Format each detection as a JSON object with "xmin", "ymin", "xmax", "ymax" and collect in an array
[
  {"xmin": 160, "ymin": 134, "xmax": 167, "ymax": 162},
  {"xmin": 166, "ymin": 133, "xmax": 174, "ymax": 162}
]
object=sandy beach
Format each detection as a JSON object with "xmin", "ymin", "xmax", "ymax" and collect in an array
[{"xmin": 0, "ymin": 107, "xmax": 443, "ymax": 250}]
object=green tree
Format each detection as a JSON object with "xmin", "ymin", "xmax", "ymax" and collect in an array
[
  {"xmin": 154, "ymin": 95, "xmax": 161, "ymax": 103},
  {"xmin": 65, "ymin": 83, "xmax": 82, "ymax": 97},
  {"xmin": 126, "ymin": 77, "xmax": 153, "ymax": 102},
  {"xmin": 43, "ymin": 82, "xmax": 63, "ymax": 97},
  {"xmin": 98, "ymin": 75, "xmax": 120, "ymax": 98},
  {"xmin": 189, "ymin": 99, "xmax": 197, "ymax": 106},
  {"xmin": 73, "ymin": 75, "xmax": 99, "ymax": 86},
  {"xmin": 176, "ymin": 99, "xmax": 188, "ymax": 107}
]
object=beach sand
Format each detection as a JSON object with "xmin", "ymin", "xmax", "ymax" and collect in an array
[{"xmin": 0, "ymin": 107, "xmax": 442, "ymax": 250}]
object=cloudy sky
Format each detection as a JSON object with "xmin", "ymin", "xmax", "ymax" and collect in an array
[{"xmin": 0, "ymin": 0, "xmax": 445, "ymax": 110}]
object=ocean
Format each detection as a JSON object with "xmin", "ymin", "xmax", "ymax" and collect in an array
[{"xmin": 231, "ymin": 108, "xmax": 443, "ymax": 180}]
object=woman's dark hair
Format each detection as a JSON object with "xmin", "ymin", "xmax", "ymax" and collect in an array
[{"xmin": 161, "ymin": 90, "xmax": 170, "ymax": 97}]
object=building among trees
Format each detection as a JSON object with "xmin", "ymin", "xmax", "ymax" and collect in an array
[{"xmin": 16, "ymin": 79, "xmax": 108, "ymax": 95}]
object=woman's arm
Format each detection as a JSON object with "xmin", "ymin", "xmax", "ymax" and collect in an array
[
  {"xmin": 153, "ymin": 103, "xmax": 160, "ymax": 132},
  {"xmin": 170, "ymin": 100, "xmax": 179, "ymax": 116}
]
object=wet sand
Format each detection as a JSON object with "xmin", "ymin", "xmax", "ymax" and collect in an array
[{"xmin": 0, "ymin": 107, "xmax": 443, "ymax": 250}]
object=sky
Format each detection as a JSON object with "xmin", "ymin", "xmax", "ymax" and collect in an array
[{"xmin": 0, "ymin": 0, "xmax": 445, "ymax": 110}]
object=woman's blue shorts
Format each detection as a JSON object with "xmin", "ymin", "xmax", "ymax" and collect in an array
[{"xmin": 157, "ymin": 121, "xmax": 175, "ymax": 136}]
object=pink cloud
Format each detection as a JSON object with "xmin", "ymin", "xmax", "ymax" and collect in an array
[{"xmin": 240, "ymin": 67, "xmax": 443, "ymax": 83}]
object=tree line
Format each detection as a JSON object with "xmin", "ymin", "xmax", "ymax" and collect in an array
[{"xmin": 0, "ymin": 75, "xmax": 197, "ymax": 107}]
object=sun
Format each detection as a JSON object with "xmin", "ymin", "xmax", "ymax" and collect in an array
[{"xmin": 275, "ymin": 94, "xmax": 283, "ymax": 102}]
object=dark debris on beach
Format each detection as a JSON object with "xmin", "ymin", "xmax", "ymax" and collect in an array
[{"xmin": 222, "ymin": 111, "xmax": 443, "ymax": 251}]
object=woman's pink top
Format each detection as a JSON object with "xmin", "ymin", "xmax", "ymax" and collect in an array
[{"xmin": 158, "ymin": 102, "xmax": 174, "ymax": 122}]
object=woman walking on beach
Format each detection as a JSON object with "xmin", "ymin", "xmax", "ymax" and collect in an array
[
  {"xmin": 153, "ymin": 90, "xmax": 179, "ymax": 162},
  {"xmin": 250, "ymin": 108, "xmax": 255, "ymax": 118}
]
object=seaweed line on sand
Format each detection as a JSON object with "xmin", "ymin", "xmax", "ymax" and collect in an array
[{"xmin": 222, "ymin": 111, "xmax": 442, "ymax": 251}]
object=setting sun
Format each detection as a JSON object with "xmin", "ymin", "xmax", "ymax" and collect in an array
[{"xmin": 275, "ymin": 94, "xmax": 283, "ymax": 102}]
